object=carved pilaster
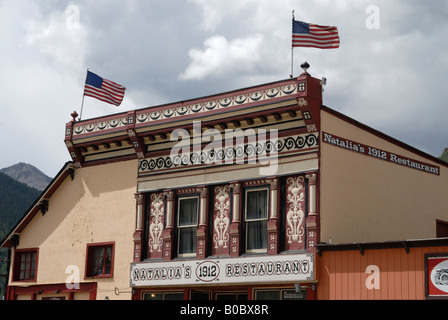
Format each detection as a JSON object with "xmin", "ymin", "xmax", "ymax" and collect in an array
[
  {"xmin": 133, "ymin": 230, "xmax": 143, "ymax": 262},
  {"xmin": 285, "ymin": 175, "xmax": 306, "ymax": 251},
  {"xmin": 267, "ymin": 177, "xmax": 280, "ymax": 254},
  {"xmin": 147, "ymin": 192, "xmax": 165, "ymax": 259},
  {"xmin": 305, "ymin": 172, "xmax": 319, "ymax": 253},
  {"xmin": 197, "ymin": 186, "xmax": 208, "ymax": 259},
  {"xmin": 212, "ymin": 185, "xmax": 231, "ymax": 256},
  {"xmin": 162, "ymin": 190, "xmax": 174, "ymax": 260},
  {"xmin": 133, "ymin": 193, "xmax": 144, "ymax": 262},
  {"xmin": 162, "ymin": 227, "xmax": 174, "ymax": 260},
  {"xmin": 229, "ymin": 182, "xmax": 241, "ymax": 257},
  {"xmin": 229, "ymin": 222, "xmax": 241, "ymax": 257}
]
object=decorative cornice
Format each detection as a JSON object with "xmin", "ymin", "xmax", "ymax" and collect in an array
[
  {"xmin": 138, "ymin": 132, "xmax": 318, "ymax": 175},
  {"xmin": 71, "ymin": 81, "xmax": 298, "ymax": 138}
]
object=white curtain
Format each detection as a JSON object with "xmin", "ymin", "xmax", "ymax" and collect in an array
[
  {"xmin": 178, "ymin": 197, "xmax": 198, "ymax": 255},
  {"xmin": 246, "ymin": 190, "xmax": 268, "ymax": 251}
]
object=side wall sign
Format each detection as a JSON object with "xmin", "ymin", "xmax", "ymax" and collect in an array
[
  {"xmin": 322, "ymin": 132, "xmax": 440, "ymax": 175},
  {"xmin": 426, "ymin": 253, "xmax": 448, "ymax": 299},
  {"xmin": 130, "ymin": 253, "xmax": 314, "ymax": 287}
]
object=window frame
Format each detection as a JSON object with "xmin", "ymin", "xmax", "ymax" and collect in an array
[
  {"xmin": 12, "ymin": 248, "xmax": 39, "ymax": 282},
  {"xmin": 142, "ymin": 291, "xmax": 185, "ymax": 300},
  {"xmin": 85, "ymin": 242, "xmax": 115, "ymax": 279},
  {"xmin": 176, "ymin": 195, "xmax": 200, "ymax": 258},
  {"xmin": 244, "ymin": 187, "xmax": 269, "ymax": 253},
  {"xmin": 254, "ymin": 288, "xmax": 307, "ymax": 300}
]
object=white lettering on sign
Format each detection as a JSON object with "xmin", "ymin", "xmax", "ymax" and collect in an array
[
  {"xmin": 130, "ymin": 253, "xmax": 314, "ymax": 287},
  {"xmin": 322, "ymin": 132, "xmax": 439, "ymax": 175}
]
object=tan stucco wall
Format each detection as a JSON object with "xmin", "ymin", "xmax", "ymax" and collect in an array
[
  {"xmin": 11, "ymin": 160, "xmax": 138, "ymax": 300},
  {"xmin": 320, "ymin": 109, "xmax": 448, "ymax": 244}
]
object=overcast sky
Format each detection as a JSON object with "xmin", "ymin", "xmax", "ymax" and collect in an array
[{"xmin": 1, "ymin": 0, "xmax": 447, "ymax": 177}]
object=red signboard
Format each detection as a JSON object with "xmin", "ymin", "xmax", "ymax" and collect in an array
[{"xmin": 426, "ymin": 253, "xmax": 448, "ymax": 299}]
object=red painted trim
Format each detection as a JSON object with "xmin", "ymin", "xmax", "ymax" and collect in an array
[
  {"xmin": 11, "ymin": 248, "xmax": 39, "ymax": 282},
  {"xmin": 132, "ymin": 283, "xmax": 316, "ymax": 300},
  {"xmin": 73, "ymin": 78, "xmax": 297, "ymax": 125},
  {"xmin": 1, "ymin": 162, "xmax": 74, "ymax": 248},
  {"xmin": 84, "ymin": 242, "xmax": 115, "ymax": 279},
  {"xmin": 7, "ymin": 282, "xmax": 97, "ymax": 300},
  {"xmin": 70, "ymin": 78, "xmax": 299, "ymax": 139}
]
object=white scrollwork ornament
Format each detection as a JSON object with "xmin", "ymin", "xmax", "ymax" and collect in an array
[
  {"xmin": 149, "ymin": 193, "xmax": 164, "ymax": 252},
  {"xmin": 213, "ymin": 186, "xmax": 230, "ymax": 249},
  {"xmin": 286, "ymin": 176, "xmax": 305, "ymax": 244}
]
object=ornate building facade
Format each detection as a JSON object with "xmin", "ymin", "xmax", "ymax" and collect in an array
[{"xmin": 2, "ymin": 65, "xmax": 448, "ymax": 300}]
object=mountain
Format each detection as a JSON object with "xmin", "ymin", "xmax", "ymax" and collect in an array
[
  {"xmin": 0, "ymin": 163, "xmax": 52, "ymax": 191},
  {"xmin": 0, "ymin": 164, "xmax": 48, "ymax": 298},
  {"xmin": 0, "ymin": 171, "xmax": 42, "ymax": 298},
  {"xmin": 0, "ymin": 171, "xmax": 41, "ymax": 239},
  {"xmin": 440, "ymin": 148, "xmax": 448, "ymax": 163}
]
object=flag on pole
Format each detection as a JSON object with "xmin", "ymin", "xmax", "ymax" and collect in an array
[
  {"xmin": 83, "ymin": 71, "xmax": 126, "ymax": 106},
  {"xmin": 292, "ymin": 19, "xmax": 340, "ymax": 49}
]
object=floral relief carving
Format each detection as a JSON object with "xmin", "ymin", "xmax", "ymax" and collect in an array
[
  {"xmin": 213, "ymin": 185, "xmax": 231, "ymax": 251},
  {"xmin": 286, "ymin": 176, "xmax": 305, "ymax": 246},
  {"xmin": 149, "ymin": 193, "xmax": 164, "ymax": 253}
]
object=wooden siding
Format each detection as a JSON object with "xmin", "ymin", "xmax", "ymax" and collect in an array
[{"xmin": 317, "ymin": 246, "xmax": 448, "ymax": 300}]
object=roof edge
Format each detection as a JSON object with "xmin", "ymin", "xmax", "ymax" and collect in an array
[
  {"xmin": 321, "ymin": 105, "xmax": 448, "ymax": 169},
  {"xmin": 1, "ymin": 161, "xmax": 75, "ymax": 248},
  {"xmin": 316, "ymin": 237, "xmax": 448, "ymax": 256}
]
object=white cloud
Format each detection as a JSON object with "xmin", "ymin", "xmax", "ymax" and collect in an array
[
  {"xmin": 22, "ymin": 5, "xmax": 87, "ymax": 72},
  {"xmin": 1, "ymin": 0, "xmax": 448, "ymax": 176},
  {"xmin": 189, "ymin": 0, "xmax": 252, "ymax": 31},
  {"xmin": 179, "ymin": 34, "xmax": 264, "ymax": 81}
]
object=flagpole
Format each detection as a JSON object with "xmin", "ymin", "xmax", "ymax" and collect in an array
[
  {"xmin": 290, "ymin": 10, "xmax": 295, "ymax": 78},
  {"xmin": 79, "ymin": 68, "xmax": 89, "ymax": 121}
]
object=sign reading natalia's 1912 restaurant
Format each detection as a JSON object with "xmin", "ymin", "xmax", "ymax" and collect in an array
[
  {"xmin": 130, "ymin": 253, "xmax": 314, "ymax": 287},
  {"xmin": 322, "ymin": 132, "xmax": 440, "ymax": 175}
]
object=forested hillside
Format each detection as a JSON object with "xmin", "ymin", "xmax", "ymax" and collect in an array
[
  {"xmin": 0, "ymin": 171, "xmax": 41, "ymax": 239},
  {"xmin": 0, "ymin": 171, "xmax": 42, "ymax": 298}
]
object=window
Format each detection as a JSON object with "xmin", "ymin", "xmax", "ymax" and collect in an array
[
  {"xmin": 190, "ymin": 290, "xmax": 211, "ymax": 300},
  {"xmin": 13, "ymin": 249, "xmax": 38, "ymax": 281},
  {"xmin": 436, "ymin": 219, "xmax": 448, "ymax": 238},
  {"xmin": 177, "ymin": 196, "xmax": 199, "ymax": 257},
  {"xmin": 85, "ymin": 242, "xmax": 114, "ymax": 278},
  {"xmin": 254, "ymin": 288, "xmax": 307, "ymax": 300},
  {"xmin": 215, "ymin": 292, "xmax": 248, "ymax": 300},
  {"xmin": 244, "ymin": 188, "xmax": 269, "ymax": 253},
  {"xmin": 143, "ymin": 291, "xmax": 184, "ymax": 300}
]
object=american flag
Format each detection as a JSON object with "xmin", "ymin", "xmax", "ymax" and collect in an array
[
  {"xmin": 292, "ymin": 19, "xmax": 340, "ymax": 49},
  {"xmin": 84, "ymin": 71, "xmax": 126, "ymax": 106}
]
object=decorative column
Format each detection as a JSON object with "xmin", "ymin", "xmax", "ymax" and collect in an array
[
  {"xmin": 284, "ymin": 175, "xmax": 306, "ymax": 251},
  {"xmin": 305, "ymin": 172, "xmax": 319, "ymax": 252},
  {"xmin": 229, "ymin": 182, "xmax": 241, "ymax": 257},
  {"xmin": 133, "ymin": 193, "xmax": 144, "ymax": 262},
  {"xmin": 162, "ymin": 190, "xmax": 174, "ymax": 260},
  {"xmin": 211, "ymin": 185, "xmax": 231, "ymax": 256},
  {"xmin": 267, "ymin": 177, "xmax": 280, "ymax": 254},
  {"xmin": 196, "ymin": 186, "xmax": 208, "ymax": 259},
  {"xmin": 147, "ymin": 193, "xmax": 165, "ymax": 259}
]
